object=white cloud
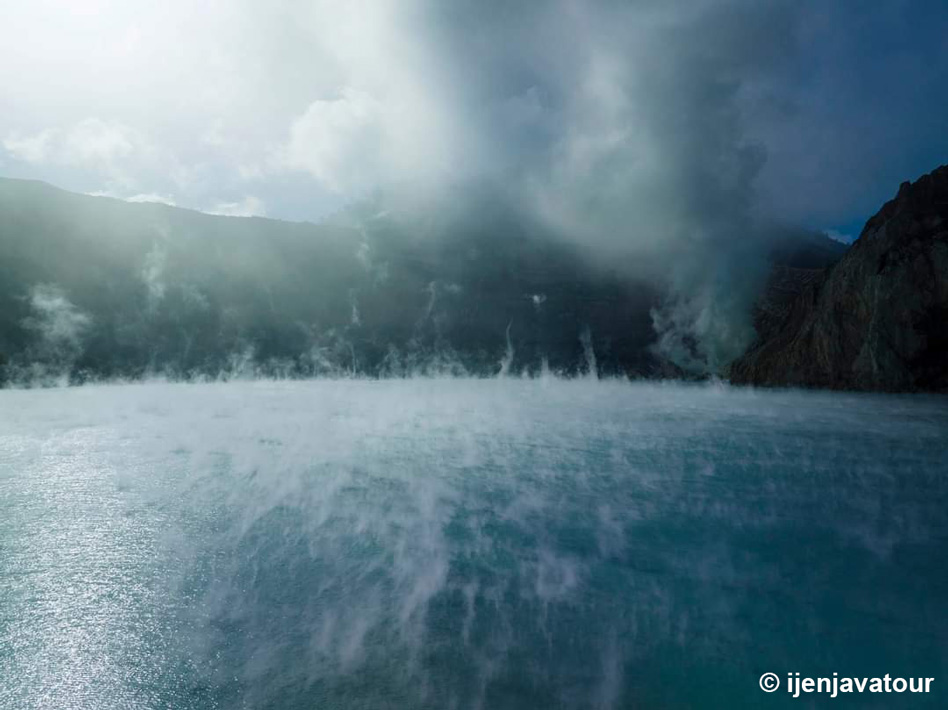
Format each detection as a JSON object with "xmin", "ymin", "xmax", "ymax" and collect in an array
[
  {"xmin": 207, "ymin": 195, "xmax": 266, "ymax": 218},
  {"xmin": 237, "ymin": 164, "xmax": 264, "ymax": 180},
  {"xmin": 201, "ymin": 120, "xmax": 226, "ymax": 148},
  {"xmin": 279, "ymin": 88, "xmax": 384, "ymax": 194},
  {"xmin": 3, "ymin": 118, "xmax": 155, "ymax": 190},
  {"xmin": 0, "ymin": 0, "xmax": 942, "ymax": 242},
  {"xmin": 3, "ymin": 129, "xmax": 57, "ymax": 163},
  {"xmin": 126, "ymin": 192, "xmax": 177, "ymax": 206},
  {"xmin": 5, "ymin": 119, "xmax": 142, "ymax": 167},
  {"xmin": 87, "ymin": 189, "xmax": 176, "ymax": 206},
  {"xmin": 63, "ymin": 118, "xmax": 136, "ymax": 166}
]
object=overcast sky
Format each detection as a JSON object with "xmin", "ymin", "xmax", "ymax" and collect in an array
[{"xmin": 1, "ymin": 0, "xmax": 946, "ymax": 240}]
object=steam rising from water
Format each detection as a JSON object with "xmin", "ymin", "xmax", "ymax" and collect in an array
[
  {"xmin": 0, "ymin": 2, "xmax": 851, "ymax": 376},
  {"xmin": 5, "ymin": 1, "xmax": 948, "ymax": 368},
  {"xmin": 2, "ymin": 379, "xmax": 947, "ymax": 708},
  {"xmin": 326, "ymin": 0, "xmax": 802, "ymax": 370},
  {"xmin": 13, "ymin": 284, "xmax": 92, "ymax": 385}
]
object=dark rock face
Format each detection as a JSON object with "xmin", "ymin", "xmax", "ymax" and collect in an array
[
  {"xmin": 751, "ymin": 230, "xmax": 848, "ymax": 343},
  {"xmin": 748, "ymin": 265, "xmax": 826, "ymax": 343},
  {"xmin": 731, "ymin": 165, "xmax": 948, "ymax": 392}
]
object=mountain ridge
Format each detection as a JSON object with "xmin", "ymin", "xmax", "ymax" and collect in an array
[
  {"xmin": 730, "ymin": 164, "xmax": 948, "ymax": 391},
  {"xmin": 0, "ymin": 175, "xmax": 847, "ymax": 386}
]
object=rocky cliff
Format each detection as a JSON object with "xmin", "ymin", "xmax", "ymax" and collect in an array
[{"xmin": 730, "ymin": 165, "xmax": 948, "ymax": 391}]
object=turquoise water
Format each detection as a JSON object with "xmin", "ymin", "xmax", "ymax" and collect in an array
[{"xmin": 1, "ymin": 379, "xmax": 947, "ymax": 709}]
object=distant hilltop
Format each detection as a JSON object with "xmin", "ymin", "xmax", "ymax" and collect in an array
[{"xmin": 731, "ymin": 165, "xmax": 948, "ymax": 392}]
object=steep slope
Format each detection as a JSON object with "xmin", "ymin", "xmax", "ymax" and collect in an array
[{"xmin": 730, "ymin": 165, "xmax": 948, "ymax": 391}]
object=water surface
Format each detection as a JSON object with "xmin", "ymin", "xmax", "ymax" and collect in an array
[{"xmin": 1, "ymin": 379, "xmax": 947, "ymax": 708}]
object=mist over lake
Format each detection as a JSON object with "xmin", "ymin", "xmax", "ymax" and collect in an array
[{"xmin": 2, "ymin": 379, "xmax": 946, "ymax": 709}]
